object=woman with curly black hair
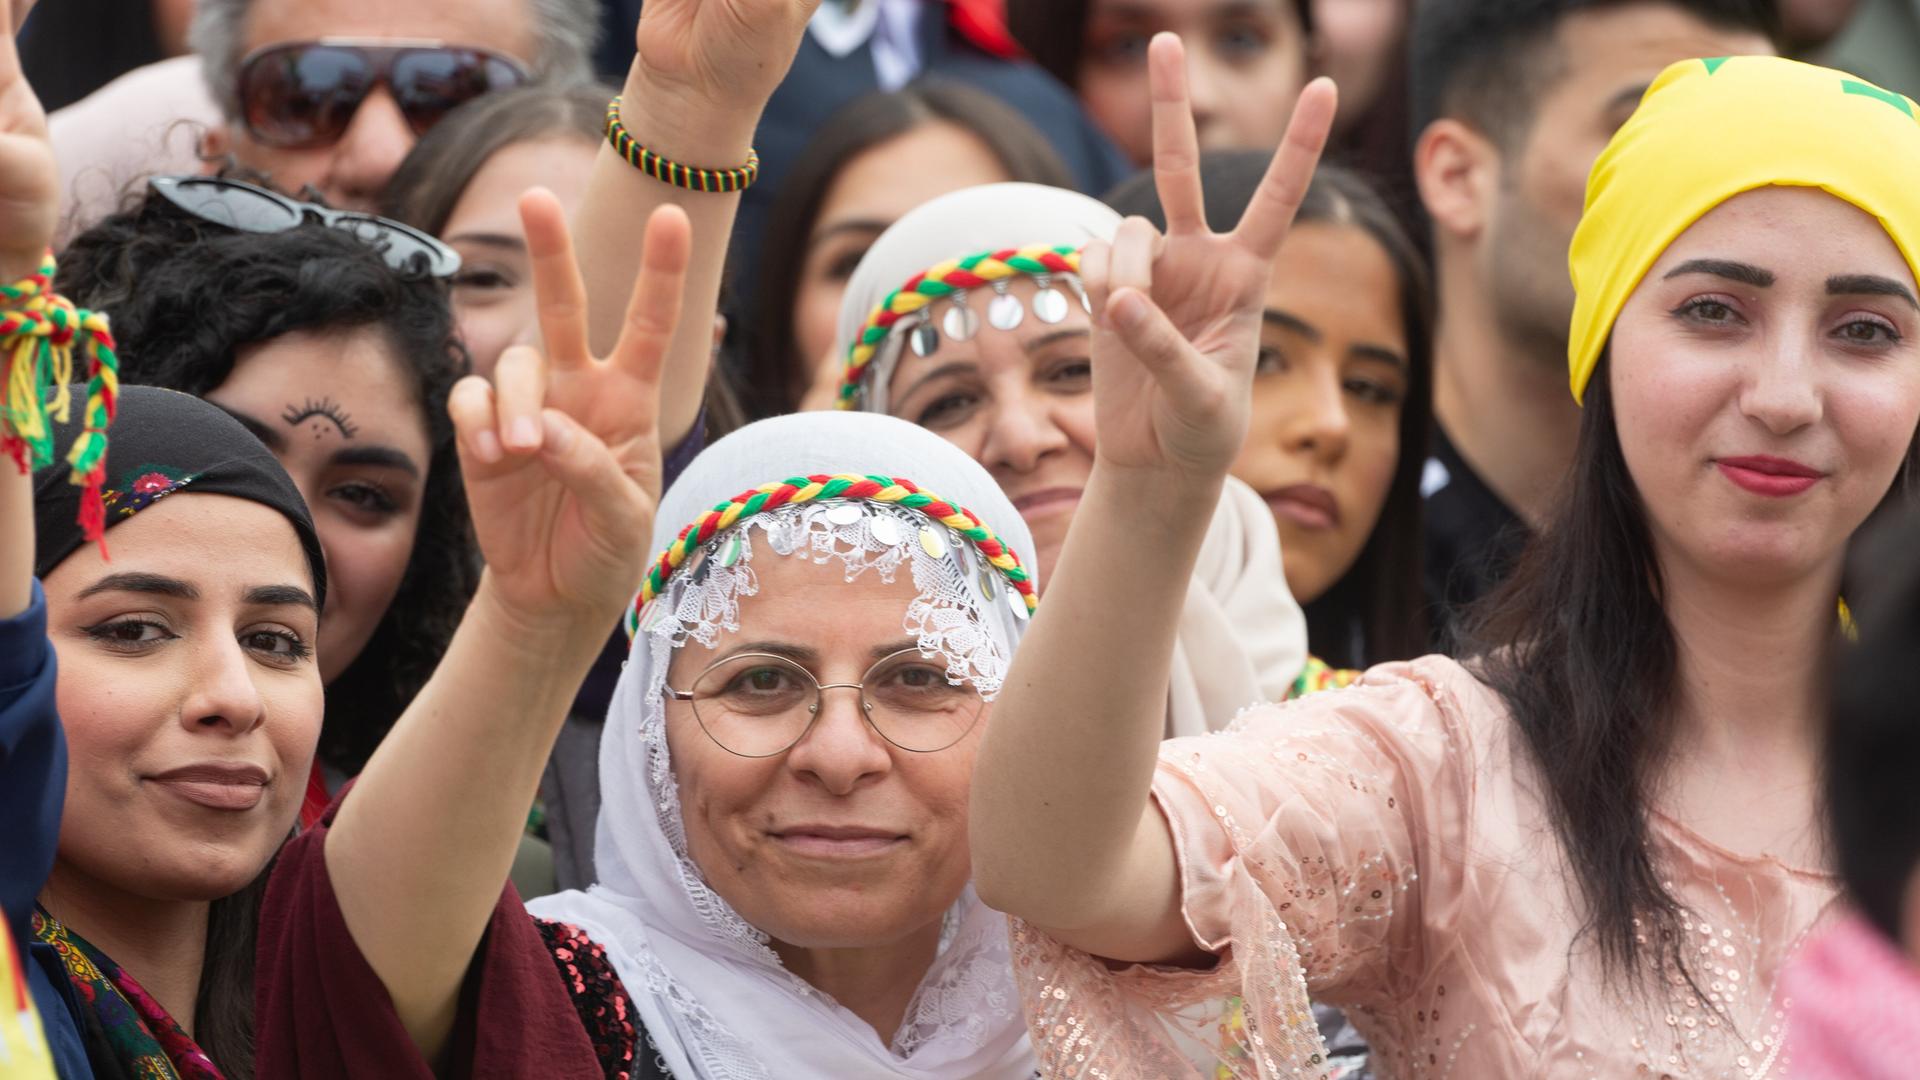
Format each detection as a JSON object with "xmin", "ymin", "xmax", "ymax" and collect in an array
[{"xmin": 57, "ymin": 183, "xmax": 480, "ymax": 822}]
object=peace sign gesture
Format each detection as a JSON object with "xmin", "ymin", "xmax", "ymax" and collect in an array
[
  {"xmin": 1084, "ymin": 34, "xmax": 1336, "ymax": 483},
  {"xmin": 450, "ymin": 191, "xmax": 690, "ymax": 629}
]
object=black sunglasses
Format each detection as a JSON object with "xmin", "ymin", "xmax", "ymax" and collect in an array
[
  {"xmin": 237, "ymin": 38, "xmax": 529, "ymax": 150},
  {"xmin": 149, "ymin": 175, "xmax": 461, "ymax": 278}
]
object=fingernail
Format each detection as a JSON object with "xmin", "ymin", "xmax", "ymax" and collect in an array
[
  {"xmin": 509, "ymin": 417, "xmax": 540, "ymax": 449},
  {"xmin": 541, "ymin": 412, "xmax": 574, "ymax": 453},
  {"xmin": 474, "ymin": 428, "xmax": 503, "ymax": 464}
]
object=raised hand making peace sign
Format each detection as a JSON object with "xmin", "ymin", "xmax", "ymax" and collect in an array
[
  {"xmin": 1082, "ymin": 34, "xmax": 1337, "ymax": 484},
  {"xmin": 449, "ymin": 193, "xmax": 689, "ymax": 627},
  {"xmin": 969, "ymin": 33, "xmax": 1338, "ymax": 972}
]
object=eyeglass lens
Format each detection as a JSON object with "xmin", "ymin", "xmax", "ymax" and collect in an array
[{"xmin": 686, "ymin": 652, "xmax": 983, "ymax": 757}]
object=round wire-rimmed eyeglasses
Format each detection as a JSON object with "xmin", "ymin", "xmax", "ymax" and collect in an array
[{"xmin": 663, "ymin": 648, "xmax": 985, "ymax": 758}]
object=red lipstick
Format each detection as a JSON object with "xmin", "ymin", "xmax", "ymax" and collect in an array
[{"xmin": 1716, "ymin": 455, "xmax": 1824, "ymax": 498}]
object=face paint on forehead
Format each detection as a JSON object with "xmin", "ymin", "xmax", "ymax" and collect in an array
[{"xmin": 281, "ymin": 396, "xmax": 359, "ymax": 440}]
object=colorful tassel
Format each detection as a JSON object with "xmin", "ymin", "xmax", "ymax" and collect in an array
[{"xmin": 0, "ymin": 250, "xmax": 120, "ymax": 545}]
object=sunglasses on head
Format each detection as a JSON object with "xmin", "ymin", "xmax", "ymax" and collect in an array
[
  {"xmin": 149, "ymin": 175, "xmax": 462, "ymax": 278},
  {"xmin": 237, "ymin": 38, "xmax": 529, "ymax": 150}
]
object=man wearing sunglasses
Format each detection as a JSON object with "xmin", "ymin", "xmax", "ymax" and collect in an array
[{"xmin": 190, "ymin": 0, "xmax": 596, "ymax": 211}]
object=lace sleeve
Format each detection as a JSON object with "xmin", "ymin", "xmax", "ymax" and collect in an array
[{"xmin": 1009, "ymin": 660, "xmax": 1480, "ymax": 1079}]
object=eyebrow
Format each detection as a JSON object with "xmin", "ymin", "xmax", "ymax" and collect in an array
[
  {"xmin": 1606, "ymin": 83, "xmax": 1652, "ymax": 115},
  {"xmin": 78, "ymin": 572, "xmax": 199, "ymax": 601},
  {"xmin": 720, "ymin": 639, "xmax": 925, "ymax": 666},
  {"xmin": 245, "ymin": 584, "xmax": 320, "ymax": 613},
  {"xmin": 894, "ymin": 360, "xmax": 979, "ymax": 406},
  {"xmin": 726, "ymin": 640, "xmax": 817, "ymax": 664},
  {"xmin": 1024, "ymin": 328, "xmax": 1089, "ymax": 354},
  {"xmin": 1350, "ymin": 344, "xmax": 1409, "ymax": 370},
  {"xmin": 444, "ymin": 231, "xmax": 525, "ymax": 252},
  {"xmin": 1262, "ymin": 308, "xmax": 1321, "ymax": 342},
  {"xmin": 809, "ymin": 218, "xmax": 890, "ymax": 246},
  {"xmin": 1662, "ymin": 259, "xmax": 1775, "ymax": 288},
  {"xmin": 218, "ymin": 405, "xmax": 284, "ymax": 451},
  {"xmin": 1828, "ymin": 274, "xmax": 1920, "ymax": 310},
  {"xmin": 1262, "ymin": 309, "xmax": 1407, "ymax": 370},
  {"xmin": 330, "ymin": 445, "xmax": 421, "ymax": 477}
]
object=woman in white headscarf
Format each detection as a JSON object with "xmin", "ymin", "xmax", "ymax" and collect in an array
[
  {"xmin": 528, "ymin": 408, "xmax": 1041, "ymax": 1079},
  {"xmin": 832, "ymin": 180, "xmax": 1312, "ymax": 736}
]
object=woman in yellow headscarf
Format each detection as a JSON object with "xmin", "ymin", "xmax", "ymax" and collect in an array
[{"xmin": 961, "ymin": 44, "xmax": 1920, "ymax": 1078}]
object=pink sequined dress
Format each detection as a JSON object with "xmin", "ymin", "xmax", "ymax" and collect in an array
[{"xmin": 1012, "ymin": 657, "xmax": 1838, "ymax": 1079}]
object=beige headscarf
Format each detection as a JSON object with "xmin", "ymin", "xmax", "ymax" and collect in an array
[{"xmin": 836, "ymin": 183, "xmax": 1308, "ymax": 735}]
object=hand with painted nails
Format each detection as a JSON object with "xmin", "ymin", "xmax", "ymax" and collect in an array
[
  {"xmin": 1083, "ymin": 33, "xmax": 1336, "ymax": 485},
  {"xmin": 448, "ymin": 189, "xmax": 690, "ymax": 630}
]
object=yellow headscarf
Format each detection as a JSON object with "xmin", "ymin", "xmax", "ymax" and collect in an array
[{"xmin": 1566, "ymin": 55, "xmax": 1920, "ymax": 403}]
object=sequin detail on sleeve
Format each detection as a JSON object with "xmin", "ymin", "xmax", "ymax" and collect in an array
[{"xmin": 539, "ymin": 918, "xmax": 642, "ymax": 1080}]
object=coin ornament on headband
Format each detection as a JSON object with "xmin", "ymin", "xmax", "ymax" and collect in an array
[
  {"xmin": 0, "ymin": 250, "xmax": 120, "ymax": 544},
  {"xmin": 836, "ymin": 244, "xmax": 1087, "ymax": 410},
  {"xmin": 626, "ymin": 473, "xmax": 1039, "ymax": 639}
]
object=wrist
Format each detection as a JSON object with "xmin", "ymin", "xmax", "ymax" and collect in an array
[
  {"xmin": 1088, "ymin": 458, "xmax": 1228, "ymax": 519},
  {"xmin": 468, "ymin": 573, "xmax": 622, "ymax": 667},
  {"xmin": 616, "ymin": 69, "xmax": 762, "ymax": 168}
]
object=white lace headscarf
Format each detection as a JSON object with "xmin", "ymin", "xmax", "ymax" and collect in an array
[{"xmin": 527, "ymin": 411, "xmax": 1038, "ymax": 1080}]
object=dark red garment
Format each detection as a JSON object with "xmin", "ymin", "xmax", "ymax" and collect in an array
[{"xmin": 253, "ymin": 791, "xmax": 604, "ymax": 1078}]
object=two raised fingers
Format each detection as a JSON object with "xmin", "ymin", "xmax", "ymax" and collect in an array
[{"xmin": 1145, "ymin": 31, "xmax": 1337, "ymax": 256}]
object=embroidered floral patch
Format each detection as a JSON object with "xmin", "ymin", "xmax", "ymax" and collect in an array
[{"xmin": 100, "ymin": 464, "xmax": 200, "ymax": 520}]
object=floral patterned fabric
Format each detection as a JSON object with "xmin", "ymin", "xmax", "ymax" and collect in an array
[
  {"xmin": 31, "ymin": 908, "xmax": 224, "ymax": 1079},
  {"xmin": 1013, "ymin": 657, "xmax": 1838, "ymax": 1078}
]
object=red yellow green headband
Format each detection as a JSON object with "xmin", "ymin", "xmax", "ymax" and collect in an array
[
  {"xmin": 836, "ymin": 244, "xmax": 1080, "ymax": 409},
  {"xmin": 627, "ymin": 473, "xmax": 1038, "ymax": 637}
]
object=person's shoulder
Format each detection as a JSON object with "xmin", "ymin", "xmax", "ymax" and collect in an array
[{"xmin": 1220, "ymin": 653, "xmax": 1508, "ymax": 755}]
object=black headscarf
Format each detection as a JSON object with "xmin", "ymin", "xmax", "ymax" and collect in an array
[{"xmin": 31, "ymin": 385, "xmax": 327, "ymax": 607}]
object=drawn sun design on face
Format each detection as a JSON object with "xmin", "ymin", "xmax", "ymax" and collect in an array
[{"xmin": 281, "ymin": 395, "xmax": 359, "ymax": 440}]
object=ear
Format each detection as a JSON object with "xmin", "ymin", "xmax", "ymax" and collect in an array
[
  {"xmin": 200, "ymin": 123, "xmax": 232, "ymax": 165},
  {"xmin": 1413, "ymin": 118, "xmax": 1501, "ymax": 243}
]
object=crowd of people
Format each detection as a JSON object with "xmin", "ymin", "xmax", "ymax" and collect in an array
[{"xmin": 1, "ymin": 0, "xmax": 1918, "ymax": 1077}]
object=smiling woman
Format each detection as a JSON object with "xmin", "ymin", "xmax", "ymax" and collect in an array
[
  {"xmin": 14, "ymin": 387, "xmax": 328, "ymax": 1077},
  {"xmin": 58, "ymin": 199, "xmax": 477, "ymax": 793},
  {"xmin": 526, "ymin": 410, "xmax": 1043, "ymax": 1079}
]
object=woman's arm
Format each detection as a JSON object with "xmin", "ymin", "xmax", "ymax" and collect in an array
[
  {"xmin": 323, "ymin": 192, "xmax": 691, "ymax": 1062},
  {"xmin": 572, "ymin": 0, "xmax": 819, "ymax": 447},
  {"xmin": 969, "ymin": 35, "xmax": 1336, "ymax": 964}
]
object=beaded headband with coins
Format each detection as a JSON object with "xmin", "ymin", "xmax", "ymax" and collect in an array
[
  {"xmin": 626, "ymin": 472, "xmax": 1038, "ymax": 639},
  {"xmin": 836, "ymin": 244, "xmax": 1089, "ymax": 411}
]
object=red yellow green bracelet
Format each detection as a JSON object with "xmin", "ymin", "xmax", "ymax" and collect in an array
[
  {"xmin": 0, "ymin": 249, "xmax": 119, "ymax": 542},
  {"xmin": 604, "ymin": 96, "xmax": 760, "ymax": 193}
]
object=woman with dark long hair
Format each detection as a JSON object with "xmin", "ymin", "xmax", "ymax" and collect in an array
[
  {"xmin": 58, "ymin": 189, "xmax": 480, "ymax": 813},
  {"xmin": 745, "ymin": 79, "xmax": 1074, "ymax": 417},
  {"xmin": 965, "ymin": 44, "xmax": 1920, "ymax": 1077},
  {"xmin": 1106, "ymin": 153, "xmax": 1430, "ymax": 670}
]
